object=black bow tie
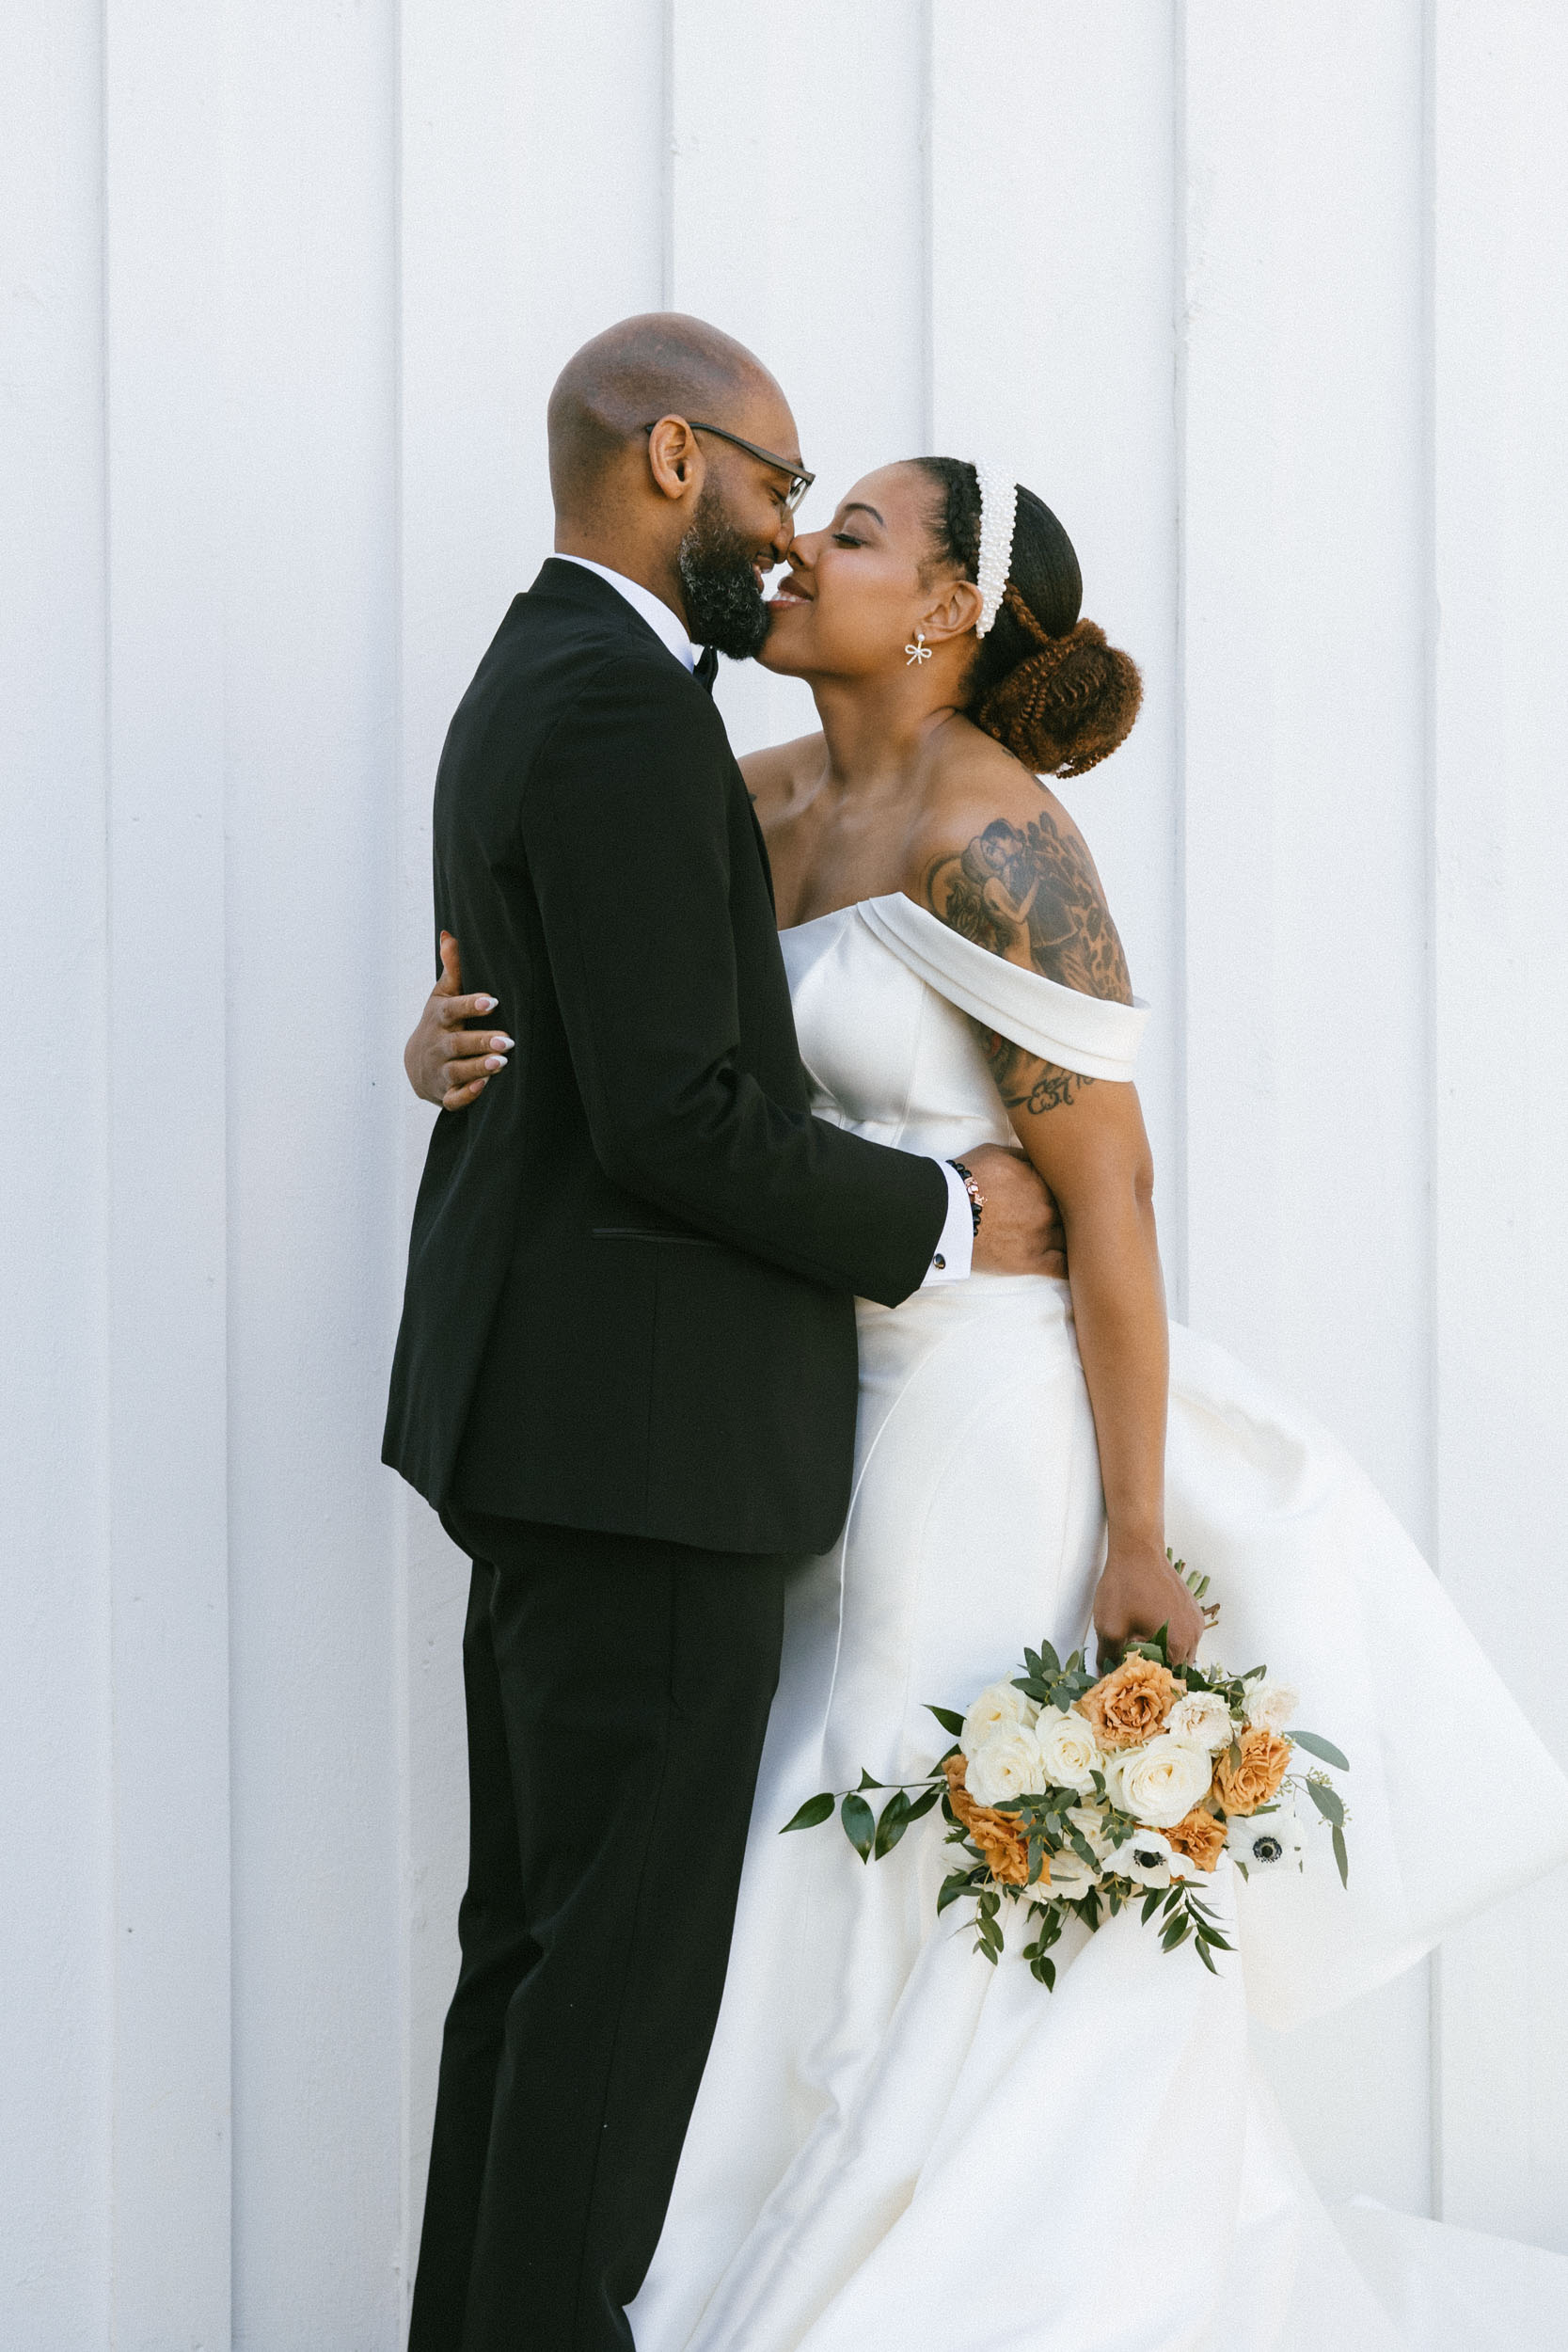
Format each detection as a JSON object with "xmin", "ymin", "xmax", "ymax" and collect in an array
[{"xmin": 694, "ymin": 644, "xmax": 720, "ymax": 694}]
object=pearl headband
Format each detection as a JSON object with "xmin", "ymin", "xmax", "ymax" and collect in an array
[{"xmin": 974, "ymin": 463, "xmax": 1019, "ymax": 638}]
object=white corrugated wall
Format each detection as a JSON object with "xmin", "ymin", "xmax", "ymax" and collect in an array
[{"xmin": 3, "ymin": 5, "xmax": 1564, "ymax": 2344}]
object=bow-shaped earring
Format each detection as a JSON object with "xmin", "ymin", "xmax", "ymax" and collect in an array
[{"xmin": 905, "ymin": 631, "xmax": 932, "ymax": 666}]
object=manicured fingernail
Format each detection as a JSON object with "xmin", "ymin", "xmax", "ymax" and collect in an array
[
  {"xmin": 489, "ymin": 1035, "xmax": 514, "ymax": 1051},
  {"xmin": 475, "ymin": 995, "xmax": 498, "ymax": 1011},
  {"xmin": 483, "ymin": 1055, "xmax": 506, "ymax": 1072}
]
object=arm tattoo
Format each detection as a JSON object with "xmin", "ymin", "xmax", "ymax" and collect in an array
[
  {"xmin": 926, "ymin": 812, "xmax": 1131, "ymax": 1119},
  {"xmin": 924, "ymin": 811, "xmax": 1132, "ymax": 1002},
  {"xmin": 976, "ymin": 1027, "xmax": 1092, "ymax": 1116}
]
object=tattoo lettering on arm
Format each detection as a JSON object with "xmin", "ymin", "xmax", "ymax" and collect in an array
[
  {"xmin": 926, "ymin": 812, "xmax": 1131, "ymax": 1119},
  {"xmin": 976, "ymin": 1026, "xmax": 1093, "ymax": 1118},
  {"xmin": 924, "ymin": 812, "xmax": 1132, "ymax": 1003}
]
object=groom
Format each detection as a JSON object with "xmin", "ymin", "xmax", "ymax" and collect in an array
[{"xmin": 386, "ymin": 312, "xmax": 1062, "ymax": 2352}]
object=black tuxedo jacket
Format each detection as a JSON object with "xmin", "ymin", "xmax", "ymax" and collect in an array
[{"xmin": 383, "ymin": 560, "xmax": 947, "ymax": 1555}]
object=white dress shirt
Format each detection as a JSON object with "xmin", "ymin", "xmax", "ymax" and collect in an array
[{"xmin": 551, "ymin": 552, "xmax": 974, "ymax": 1285}]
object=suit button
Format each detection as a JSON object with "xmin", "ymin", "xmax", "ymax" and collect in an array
[{"xmin": 933, "ymin": 1253, "xmax": 946, "ymax": 1271}]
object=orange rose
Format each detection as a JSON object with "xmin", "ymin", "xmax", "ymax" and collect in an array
[
  {"xmin": 1075, "ymin": 1655, "xmax": 1185, "ymax": 1750},
  {"xmin": 1212, "ymin": 1727, "xmax": 1291, "ymax": 1816},
  {"xmin": 1166, "ymin": 1806, "xmax": 1227, "ymax": 1872},
  {"xmin": 944, "ymin": 1754, "xmax": 1032, "ymax": 1885}
]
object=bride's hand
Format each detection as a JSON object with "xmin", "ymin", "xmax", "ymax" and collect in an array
[
  {"xmin": 1092, "ymin": 1539, "xmax": 1205, "ymax": 1671},
  {"xmin": 404, "ymin": 932, "xmax": 514, "ymax": 1110}
]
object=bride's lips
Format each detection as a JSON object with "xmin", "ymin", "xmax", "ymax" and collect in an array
[{"xmin": 768, "ymin": 580, "xmax": 811, "ymax": 609}]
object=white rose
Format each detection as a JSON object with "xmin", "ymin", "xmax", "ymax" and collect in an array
[
  {"xmin": 1165, "ymin": 1691, "xmax": 1236, "ymax": 1752},
  {"xmin": 1111, "ymin": 1828, "xmax": 1178, "ymax": 1887},
  {"xmin": 1033, "ymin": 1706, "xmax": 1104, "ymax": 1794},
  {"xmin": 960, "ymin": 1678, "xmax": 1037, "ymax": 1762},
  {"xmin": 966, "ymin": 1725, "xmax": 1048, "ymax": 1809},
  {"xmin": 1024, "ymin": 1845, "xmax": 1099, "ymax": 1903},
  {"xmin": 1226, "ymin": 1807, "xmax": 1305, "ymax": 1875},
  {"xmin": 1244, "ymin": 1681, "xmax": 1299, "ymax": 1734},
  {"xmin": 1105, "ymin": 1735, "xmax": 1215, "ymax": 1829}
]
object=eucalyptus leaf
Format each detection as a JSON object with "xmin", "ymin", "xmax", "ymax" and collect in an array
[
  {"xmin": 1306, "ymin": 1780, "xmax": 1345, "ymax": 1829},
  {"xmin": 780, "ymin": 1790, "xmax": 835, "ymax": 1834},
  {"xmin": 1289, "ymin": 1728, "xmax": 1350, "ymax": 1772},
  {"xmin": 1332, "ymin": 1824, "xmax": 1350, "ymax": 1887}
]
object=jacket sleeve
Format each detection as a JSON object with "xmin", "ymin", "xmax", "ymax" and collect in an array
[{"xmin": 517, "ymin": 653, "xmax": 947, "ymax": 1307}]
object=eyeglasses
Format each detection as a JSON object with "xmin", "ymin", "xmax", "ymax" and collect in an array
[{"xmin": 642, "ymin": 419, "xmax": 816, "ymax": 514}]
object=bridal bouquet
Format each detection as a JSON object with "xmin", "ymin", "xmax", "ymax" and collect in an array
[{"xmin": 783, "ymin": 1567, "xmax": 1349, "ymax": 1987}]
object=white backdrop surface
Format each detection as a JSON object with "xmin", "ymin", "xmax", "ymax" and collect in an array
[{"xmin": 4, "ymin": 4, "xmax": 1567, "ymax": 2345}]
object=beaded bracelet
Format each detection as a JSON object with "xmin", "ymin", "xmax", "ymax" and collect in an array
[{"xmin": 948, "ymin": 1158, "xmax": 985, "ymax": 1238}]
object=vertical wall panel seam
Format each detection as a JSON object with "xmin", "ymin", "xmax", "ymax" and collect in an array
[
  {"xmin": 391, "ymin": 0, "xmax": 415, "ymax": 2325},
  {"xmin": 660, "ymin": 0, "xmax": 675, "ymax": 310},
  {"xmin": 917, "ymin": 0, "xmax": 934, "ymax": 453},
  {"xmin": 103, "ymin": 3, "xmax": 233, "ymax": 2328},
  {"xmin": 1169, "ymin": 0, "xmax": 1190, "ymax": 1320},
  {"xmin": 98, "ymin": 0, "xmax": 119, "ymax": 2328},
  {"xmin": 1419, "ymin": 0, "xmax": 1444, "ymax": 2227}
]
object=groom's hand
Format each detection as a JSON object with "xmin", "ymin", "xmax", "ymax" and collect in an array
[
  {"xmin": 404, "ymin": 932, "xmax": 514, "ymax": 1110},
  {"xmin": 963, "ymin": 1145, "xmax": 1067, "ymax": 1279}
]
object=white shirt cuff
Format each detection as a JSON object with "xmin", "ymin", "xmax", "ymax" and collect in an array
[{"xmin": 921, "ymin": 1158, "xmax": 974, "ymax": 1286}]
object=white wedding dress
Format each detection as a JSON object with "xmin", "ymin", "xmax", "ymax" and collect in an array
[{"xmin": 629, "ymin": 894, "xmax": 1568, "ymax": 2352}]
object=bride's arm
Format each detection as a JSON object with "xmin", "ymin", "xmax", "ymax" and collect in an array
[{"xmin": 922, "ymin": 801, "xmax": 1205, "ymax": 1666}]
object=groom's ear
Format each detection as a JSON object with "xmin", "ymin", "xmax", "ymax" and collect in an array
[
  {"xmin": 646, "ymin": 415, "xmax": 705, "ymax": 506},
  {"xmin": 922, "ymin": 576, "xmax": 985, "ymax": 645}
]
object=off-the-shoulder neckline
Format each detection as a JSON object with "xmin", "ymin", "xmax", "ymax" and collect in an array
[{"xmin": 781, "ymin": 892, "xmax": 1147, "ymax": 1019}]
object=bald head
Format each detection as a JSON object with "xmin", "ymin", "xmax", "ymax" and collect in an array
[{"xmin": 547, "ymin": 312, "xmax": 789, "ymax": 524}]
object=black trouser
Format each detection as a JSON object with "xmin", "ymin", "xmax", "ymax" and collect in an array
[{"xmin": 409, "ymin": 1509, "xmax": 789, "ymax": 2352}]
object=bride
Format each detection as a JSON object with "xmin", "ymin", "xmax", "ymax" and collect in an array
[{"xmin": 410, "ymin": 454, "xmax": 1568, "ymax": 2348}]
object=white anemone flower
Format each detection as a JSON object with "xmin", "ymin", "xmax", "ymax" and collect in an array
[
  {"xmin": 1226, "ymin": 1808, "xmax": 1306, "ymax": 1875},
  {"xmin": 1112, "ymin": 1829, "xmax": 1179, "ymax": 1888}
]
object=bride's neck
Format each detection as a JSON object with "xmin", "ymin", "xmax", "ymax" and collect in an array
[{"xmin": 809, "ymin": 673, "xmax": 961, "ymax": 797}]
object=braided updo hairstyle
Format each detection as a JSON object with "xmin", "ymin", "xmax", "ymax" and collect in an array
[{"xmin": 915, "ymin": 457, "xmax": 1142, "ymax": 778}]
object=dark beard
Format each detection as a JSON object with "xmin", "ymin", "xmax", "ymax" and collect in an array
[{"xmin": 676, "ymin": 484, "xmax": 770, "ymax": 660}]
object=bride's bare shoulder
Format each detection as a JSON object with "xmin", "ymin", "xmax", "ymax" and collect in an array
[
  {"xmin": 739, "ymin": 731, "xmax": 827, "ymax": 825},
  {"xmin": 907, "ymin": 723, "xmax": 1132, "ymax": 1003}
]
